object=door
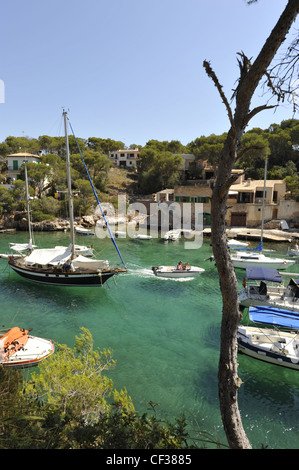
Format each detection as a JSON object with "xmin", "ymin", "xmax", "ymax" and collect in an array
[{"xmin": 231, "ymin": 212, "xmax": 247, "ymax": 226}]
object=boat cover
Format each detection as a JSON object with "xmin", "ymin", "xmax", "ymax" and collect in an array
[
  {"xmin": 25, "ymin": 246, "xmax": 72, "ymax": 266},
  {"xmin": 249, "ymin": 305, "xmax": 299, "ymax": 329},
  {"xmin": 71, "ymin": 255, "xmax": 109, "ymax": 271},
  {"xmin": 245, "ymin": 266, "xmax": 282, "ymax": 283}
]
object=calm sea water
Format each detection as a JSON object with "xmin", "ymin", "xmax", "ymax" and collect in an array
[{"xmin": 0, "ymin": 229, "xmax": 299, "ymax": 449}]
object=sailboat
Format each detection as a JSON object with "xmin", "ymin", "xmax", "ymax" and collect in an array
[
  {"xmin": 8, "ymin": 110, "xmax": 127, "ymax": 286},
  {"xmin": 230, "ymin": 158, "xmax": 296, "ymax": 270},
  {"xmin": 9, "ymin": 160, "xmax": 37, "ymax": 255}
]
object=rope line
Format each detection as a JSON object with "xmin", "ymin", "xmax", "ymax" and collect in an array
[{"xmin": 68, "ymin": 118, "xmax": 126, "ymax": 268}]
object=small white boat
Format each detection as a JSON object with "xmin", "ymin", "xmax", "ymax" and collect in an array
[
  {"xmin": 9, "ymin": 242, "xmax": 37, "ymax": 252},
  {"xmin": 152, "ymin": 263, "xmax": 205, "ymax": 278},
  {"xmin": 227, "ymin": 239, "xmax": 250, "ymax": 250},
  {"xmin": 75, "ymin": 226, "xmax": 95, "ymax": 236},
  {"xmin": 237, "ymin": 325, "xmax": 299, "ymax": 371},
  {"xmin": 0, "ymin": 327, "xmax": 54, "ymax": 368},
  {"xmin": 164, "ymin": 230, "xmax": 181, "ymax": 241},
  {"xmin": 238, "ymin": 267, "xmax": 299, "ymax": 312},
  {"xmin": 133, "ymin": 234, "xmax": 152, "ymax": 240},
  {"xmin": 231, "ymin": 251, "xmax": 295, "ymax": 270}
]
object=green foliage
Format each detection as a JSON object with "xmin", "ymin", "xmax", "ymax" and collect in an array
[
  {"xmin": 24, "ymin": 327, "xmax": 120, "ymax": 423},
  {"xmin": 87, "ymin": 137, "xmax": 126, "ymax": 154},
  {"xmin": 138, "ymin": 147, "xmax": 183, "ymax": 193},
  {"xmin": 0, "ymin": 328, "xmax": 205, "ymax": 449},
  {"xmin": 0, "ymin": 119, "xmax": 298, "ymax": 219},
  {"xmin": 30, "ymin": 196, "xmax": 60, "ymax": 221}
]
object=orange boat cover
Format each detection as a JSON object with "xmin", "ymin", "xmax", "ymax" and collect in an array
[{"xmin": 2, "ymin": 327, "xmax": 29, "ymax": 348}]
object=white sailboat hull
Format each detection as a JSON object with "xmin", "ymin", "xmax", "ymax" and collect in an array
[{"xmin": 231, "ymin": 252, "xmax": 295, "ymax": 270}]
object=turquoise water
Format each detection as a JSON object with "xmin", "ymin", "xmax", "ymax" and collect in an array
[{"xmin": 0, "ymin": 230, "xmax": 299, "ymax": 449}]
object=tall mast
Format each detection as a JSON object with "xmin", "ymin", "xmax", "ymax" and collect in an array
[
  {"xmin": 63, "ymin": 109, "xmax": 75, "ymax": 258},
  {"xmin": 260, "ymin": 156, "xmax": 268, "ymax": 251},
  {"xmin": 24, "ymin": 160, "xmax": 33, "ymax": 247}
]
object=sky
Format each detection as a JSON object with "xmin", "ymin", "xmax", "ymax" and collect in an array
[{"xmin": 0, "ymin": 0, "xmax": 298, "ymax": 148}]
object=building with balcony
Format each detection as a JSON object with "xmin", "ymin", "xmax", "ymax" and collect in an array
[
  {"xmin": 108, "ymin": 149, "xmax": 140, "ymax": 168},
  {"xmin": 7, "ymin": 152, "xmax": 41, "ymax": 181}
]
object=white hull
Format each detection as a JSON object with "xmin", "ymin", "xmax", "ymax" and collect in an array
[
  {"xmin": 75, "ymin": 227, "xmax": 95, "ymax": 236},
  {"xmin": 164, "ymin": 230, "xmax": 181, "ymax": 241},
  {"xmin": 238, "ymin": 288, "xmax": 299, "ymax": 312},
  {"xmin": 0, "ymin": 329, "xmax": 54, "ymax": 368},
  {"xmin": 152, "ymin": 265, "xmax": 205, "ymax": 278},
  {"xmin": 227, "ymin": 239, "xmax": 250, "ymax": 250},
  {"xmin": 237, "ymin": 326, "xmax": 299, "ymax": 371},
  {"xmin": 134, "ymin": 234, "xmax": 152, "ymax": 240},
  {"xmin": 231, "ymin": 252, "xmax": 295, "ymax": 270}
]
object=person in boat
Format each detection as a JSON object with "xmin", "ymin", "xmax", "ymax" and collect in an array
[
  {"xmin": 63, "ymin": 262, "xmax": 71, "ymax": 272},
  {"xmin": 177, "ymin": 261, "xmax": 183, "ymax": 270}
]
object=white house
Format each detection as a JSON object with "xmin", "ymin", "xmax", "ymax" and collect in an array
[
  {"xmin": 7, "ymin": 152, "xmax": 41, "ymax": 181},
  {"xmin": 108, "ymin": 149, "xmax": 140, "ymax": 168}
]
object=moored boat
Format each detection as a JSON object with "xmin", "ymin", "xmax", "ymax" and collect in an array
[
  {"xmin": 237, "ymin": 325, "xmax": 299, "ymax": 371},
  {"xmin": 0, "ymin": 327, "xmax": 54, "ymax": 368},
  {"xmin": 8, "ymin": 111, "xmax": 127, "ymax": 287},
  {"xmin": 238, "ymin": 266, "xmax": 299, "ymax": 312},
  {"xmin": 75, "ymin": 226, "xmax": 95, "ymax": 236},
  {"xmin": 231, "ymin": 250, "xmax": 295, "ymax": 270}
]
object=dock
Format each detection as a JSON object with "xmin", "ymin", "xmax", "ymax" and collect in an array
[{"xmin": 203, "ymin": 227, "xmax": 298, "ymax": 242}]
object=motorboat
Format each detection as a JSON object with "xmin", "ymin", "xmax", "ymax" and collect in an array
[
  {"xmin": 152, "ymin": 263, "xmax": 205, "ymax": 278},
  {"xmin": 0, "ymin": 327, "xmax": 54, "ymax": 368},
  {"xmin": 238, "ymin": 267, "xmax": 299, "ymax": 312},
  {"xmin": 133, "ymin": 234, "xmax": 152, "ymax": 240},
  {"xmin": 163, "ymin": 230, "xmax": 181, "ymax": 241},
  {"xmin": 237, "ymin": 325, "xmax": 299, "ymax": 371},
  {"xmin": 75, "ymin": 226, "xmax": 95, "ymax": 236}
]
